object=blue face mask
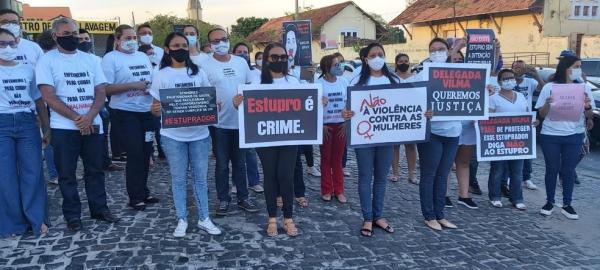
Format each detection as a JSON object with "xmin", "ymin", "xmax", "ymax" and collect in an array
[{"xmin": 330, "ymin": 63, "xmax": 344, "ymax": 76}]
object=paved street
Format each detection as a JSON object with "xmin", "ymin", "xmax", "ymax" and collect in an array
[{"xmin": 1, "ymin": 145, "xmax": 600, "ymax": 269}]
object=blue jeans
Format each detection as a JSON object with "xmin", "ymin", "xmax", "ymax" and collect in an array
[
  {"xmin": 246, "ymin": 148, "xmax": 260, "ymax": 186},
  {"xmin": 523, "ymin": 159, "xmax": 532, "ymax": 181},
  {"xmin": 355, "ymin": 146, "xmax": 393, "ymax": 221},
  {"xmin": 0, "ymin": 112, "xmax": 45, "ymax": 237},
  {"xmin": 44, "ymin": 144, "xmax": 58, "ymax": 180},
  {"xmin": 418, "ymin": 134, "xmax": 459, "ymax": 220},
  {"xmin": 214, "ymin": 128, "xmax": 248, "ymax": 203},
  {"xmin": 294, "ymin": 150, "xmax": 307, "ymax": 198},
  {"xmin": 541, "ymin": 133, "xmax": 584, "ymax": 206},
  {"xmin": 161, "ymin": 136, "xmax": 210, "ymax": 221},
  {"xmin": 489, "ymin": 160, "xmax": 524, "ymax": 204}
]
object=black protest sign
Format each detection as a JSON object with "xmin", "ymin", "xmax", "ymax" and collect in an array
[
  {"xmin": 466, "ymin": 29, "xmax": 495, "ymax": 66},
  {"xmin": 424, "ymin": 62, "xmax": 490, "ymax": 121},
  {"xmin": 173, "ymin": 25, "xmax": 186, "ymax": 33},
  {"xmin": 238, "ymin": 84, "xmax": 323, "ymax": 148},
  {"xmin": 476, "ymin": 112, "xmax": 537, "ymax": 162},
  {"xmin": 159, "ymin": 87, "xmax": 218, "ymax": 129},
  {"xmin": 283, "ymin": 20, "xmax": 313, "ymax": 67}
]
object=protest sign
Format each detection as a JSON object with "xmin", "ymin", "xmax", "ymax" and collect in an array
[
  {"xmin": 159, "ymin": 87, "xmax": 218, "ymax": 129},
  {"xmin": 238, "ymin": 84, "xmax": 323, "ymax": 148},
  {"xmin": 476, "ymin": 112, "xmax": 536, "ymax": 161},
  {"xmin": 283, "ymin": 20, "xmax": 312, "ymax": 67},
  {"xmin": 347, "ymin": 82, "xmax": 430, "ymax": 147},
  {"xmin": 466, "ymin": 29, "xmax": 496, "ymax": 66},
  {"xmin": 173, "ymin": 25, "xmax": 186, "ymax": 33},
  {"xmin": 547, "ymin": 84, "xmax": 585, "ymax": 122},
  {"xmin": 422, "ymin": 62, "xmax": 490, "ymax": 121}
]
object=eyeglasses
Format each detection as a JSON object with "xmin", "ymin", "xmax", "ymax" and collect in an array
[
  {"xmin": 269, "ymin": 54, "xmax": 288, "ymax": 62},
  {"xmin": 501, "ymin": 77, "xmax": 515, "ymax": 81},
  {"xmin": 0, "ymin": 41, "xmax": 17, "ymax": 48},
  {"xmin": 0, "ymin": 20, "xmax": 18, "ymax": 25},
  {"xmin": 208, "ymin": 37, "xmax": 229, "ymax": 45}
]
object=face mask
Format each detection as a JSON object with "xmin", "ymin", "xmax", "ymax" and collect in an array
[
  {"xmin": 0, "ymin": 46, "xmax": 17, "ymax": 61},
  {"xmin": 169, "ymin": 49, "xmax": 189, "ymax": 63},
  {"xmin": 570, "ymin": 68, "xmax": 582, "ymax": 81},
  {"xmin": 501, "ymin": 79, "xmax": 517, "ymax": 90},
  {"xmin": 238, "ymin": 52, "xmax": 249, "ymax": 62},
  {"xmin": 78, "ymin": 41, "xmax": 92, "ymax": 52},
  {"xmin": 120, "ymin": 40, "xmax": 138, "ymax": 53},
  {"xmin": 330, "ymin": 63, "xmax": 344, "ymax": 76},
  {"xmin": 211, "ymin": 41, "xmax": 229, "ymax": 56},
  {"xmin": 367, "ymin": 56, "xmax": 385, "ymax": 71},
  {"xmin": 255, "ymin": 58, "xmax": 262, "ymax": 67},
  {"xmin": 186, "ymin": 35, "xmax": 198, "ymax": 47},
  {"xmin": 396, "ymin": 63, "xmax": 409, "ymax": 72},
  {"xmin": 56, "ymin": 35, "xmax": 79, "ymax": 52},
  {"xmin": 1, "ymin": 23, "xmax": 20, "ymax": 38},
  {"xmin": 267, "ymin": 61, "xmax": 286, "ymax": 73},
  {"xmin": 429, "ymin": 51, "xmax": 448, "ymax": 63},
  {"xmin": 139, "ymin": 34, "xmax": 153, "ymax": 45}
]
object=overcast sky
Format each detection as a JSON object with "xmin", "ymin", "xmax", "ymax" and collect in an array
[{"xmin": 25, "ymin": 0, "xmax": 408, "ymax": 28}]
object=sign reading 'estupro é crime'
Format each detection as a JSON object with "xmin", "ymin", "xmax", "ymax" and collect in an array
[{"xmin": 20, "ymin": 21, "xmax": 117, "ymax": 34}]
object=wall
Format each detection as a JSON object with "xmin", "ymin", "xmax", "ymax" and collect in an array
[
  {"xmin": 543, "ymin": 0, "xmax": 600, "ymax": 36},
  {"xmin": 319, "ymin": 5, "xmax": 376, "ymax": 48}
]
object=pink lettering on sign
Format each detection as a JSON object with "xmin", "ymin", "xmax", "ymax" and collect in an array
[{"xmin": 548, "ymin": 84, "xmax": 585, "ymax": 122}]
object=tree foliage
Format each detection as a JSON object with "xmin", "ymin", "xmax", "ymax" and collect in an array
[
  {"xmin": 141, "ymin": 14, "xmax": 214, "ymax": 49},
  {"xmin": 231, "ymin": 17, "xmax": 268, "ymax": 38}
]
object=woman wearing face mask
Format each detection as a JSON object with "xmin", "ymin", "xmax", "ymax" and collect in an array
[
  {"xmin": 183, "ymin": 25, "xmax": 208, "ymax": 67},
  {"xmin": 250, "ymin": 51, "xmax": 263, "ymax": 82},
  {"xmin": 536, "ymin": 55, "xmax": 594, "ymax": 220},
  {"xmin": 102, "ymin": 24, "xmax": 157, "ymax": 211},
  {"xmin": 488, "ymin": 69, "xmax": 530, "ymax": 210},
  {"xmin": 317, "ymin": 54, "xmax": 348, "ymax": 203},
  {"xmin": 389, "ymin": 53, "xmax": 418, "ymax": 184},
  {"xmin": 150, "ymin": 32, "xmax": 221, "ymax": 237},
  {"xmin": 233, "ymin": 43, "xmax": 301, "ymax": 237},
  {"xmin": 0, "ymin": 28, "xmax": 50, "ymax": 237}
]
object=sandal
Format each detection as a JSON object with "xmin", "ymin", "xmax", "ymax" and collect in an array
[
  {"xmin": 40, "ymin": 223, "xmax": 49, "ymax": 235},
  {"xmin": 374, "ymin": 219, "xmax": 394, "ymax": 233},
  {"xmin": 276, "ymin": 197, "xmax": 283, "ymax": 208},
  {"xmin": 283, "ymin": 219, "xmax": 298, "ymax": 237},
  {"xmin": 360, "ymin": 222, "xmax": 373, "ymax": 237},
  {"xmin": 335, "ymin": 194, "xmax": 347, "ymax": 203},
  {"xmin": 295, "ymin": 197, "xmax": 308, "ymax": 207},
  {"xmin": 408, "ymin": 176, "xmax": 419, "ymax": 185},
  {"xmin": 267, "ymin": 218, "xmax": 278, "ymax": 237},
  {"xmin": 388, "ymin": 174, "xmax": 399, "ymax": 182},
  {"xmin": 321, "ymin": 194, "xmax": 332, "ymax": 201}
]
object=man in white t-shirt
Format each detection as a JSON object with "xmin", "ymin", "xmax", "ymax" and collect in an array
[
  {"xmin": 36, "ymin": 18, "xmax": 119, "ymax": 231},
  {"xmin": 137, "ymin": 23, "xmax": 163, "ymax": 66},
  {"xmin": 0, "ymin": 9, "xmax": 43, "ymax": 67},
  {"xmin": 199, "ymin": 28, "xmax": 259, "ymax": 216}
]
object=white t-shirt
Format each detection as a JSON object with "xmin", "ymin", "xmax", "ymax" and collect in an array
[
  {"xmin": 35, "ymin": 49, "xmax": 106, "ymax": 132},
  {"xmin": 318, "ymin": 76, "xmax": 348, "ymax": 124},
  {"xmin": 513, "ymin": 77, "xmax": 538, "ymax": 110},
  {"xmin": 16, "ymin": 38, "xmax": 43, "ymax": 67},
  {"xmin": 490, "ymin": 91, "xmax": 529, "ymax": 113},
  {"xmin": 534, "ymin": 82, "xmax": 596, "ymax": 136},
  {"xmin": 249, "ymin": 68, "xmax": 261, "ymax": 84},
  {"xmin": 149, "ymin": 66, "xmax": 211, "ymax": 142},
  {"xmin": 102, "ymin": 50, "xmax": 153, "ymax": 112},
  {"xmin": 0, "ymin": 64, "xmax": 39, "ymax": 114},
  {"xmin": 349, "ymin": 74, "xmax": 398, "ymax": 86},
  {"xmin": 190, "ymin": 53, "xmax": 210, "ymax": 67},
  {"xmin": 151, "ymin": 44, "xmax": 164, "ymax": 66},
  {"xmin": 199, "ymin": 55, "xmax": 251, "ymax": 129}
]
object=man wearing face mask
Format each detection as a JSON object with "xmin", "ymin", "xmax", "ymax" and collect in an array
[
  {"xmin": 0, "ymin": 9, "xmax": 43, "ymax": 67},
  {"xmin": 36, "ymin": 18, "xmax": 119, "ymax": 231},
  {"xmin": 137, "ymin": 23, "xmax": 163, "ymax": 66},
  {"xmin": 199, "ymin": 28, "xmax": 259, "ymax": 216}
]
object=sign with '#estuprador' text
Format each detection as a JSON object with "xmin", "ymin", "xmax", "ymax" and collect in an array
[{"xmin": 159, "ymin": 87, "xmax": 218, "ymax": 129}]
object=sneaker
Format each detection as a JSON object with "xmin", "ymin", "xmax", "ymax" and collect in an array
[
  {"xmin": 198, "ymin": 218, "xmax": 222, "ymax": 235},
  {"xmin": 48, "ymin": 177, "xmax": 59, "ymax": 185},
  {"xmin": 540, "ymin": 202, "xmax": 554, "ymax": 216},
  {"xmin": 231, "ymin": 185, "xmax": 237, "ymax": 194},
  {"xmin": 103, "ymin": 163, "xmax": 124, "ymax": 172},
  {"xmin": 458, "ymin": 197, "xmax": 479, "ymax": 209},
  {"xmin": 490, "ymin": 200, "xmax": 503, "ymax": 208},
  {"xmin": 514, "ymin": 203, "xmax": 527, "ymax": 210},
  {"xmin": 307, "ymin": 166, "xmax": 321, "ymax": 177},
  {"xmin": 445, "ymin": 197, "xmax": 453, "ymax": 208},
  {"xmin": 173, "ymin": 219, "xmax": 188, "ymax": 237},
  {"xmin": 216, "ymin": 201, "xmax": 229, "ymax": 216},
  {"xmin": 238, "ymin": 200, "xmax": 260, "ymax": 213},
  {"xmin": 574, "ymin": 177, "xmax": 581, "ymax": 185},
  {"xmin": 501, "ymin": 184, "xmax": 510, "ymax": 198},
  {"xmin": 249, "ymin": 185, "xmax": 264, "ymax": 193},
  {"xmin": 524, "ymin": 180, "xmax": 538, "ymax": 190},
  {"xmin": 469, "ymin": 184, "xmax": 483, "ymax": 195},
  {"xmin": 343, "ymin": 168, "xmax": 351, "ymax": 177},
  {"xmin": 561, "ymin": 205, "xmax": 579, "ymax": 220}
]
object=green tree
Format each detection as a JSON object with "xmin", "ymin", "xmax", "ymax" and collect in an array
[
  {"xmin": 142, "ymin": 14, "xmax": 214, "ymax": 48},
  {"xmin": 231, "ymin": 17, "xmax": 268, "ymax": 39}
]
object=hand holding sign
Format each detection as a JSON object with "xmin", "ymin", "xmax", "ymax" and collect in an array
[{"xmin": 547, "ymin": 84, "xmax": 584, "ymax": 122}]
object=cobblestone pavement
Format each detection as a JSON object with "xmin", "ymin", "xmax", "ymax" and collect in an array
[{"xmin": 1, "ymin": 145, "xmax": 600, "ymax": 269}]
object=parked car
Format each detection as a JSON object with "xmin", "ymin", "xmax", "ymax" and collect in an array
[{"xmin": 590, "ymin": 89, "xmax": 600, "ymax": 147}]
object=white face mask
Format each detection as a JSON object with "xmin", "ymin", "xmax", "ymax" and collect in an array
[
  {"xmin": 186, "ymin": 35, "xmax": 198, "ymax": 47},
  {"xmin": 429, "ymin": 51, "xmax": 448, "ymax": 63},
  {"xmin": 569, "ymin": 68, "xmax": 582, "ymax": 82},
  {"xmin": 501, "ymin": 79, "xmax": 517, "ymax": 90},
  {"xmin": 121, "ymin": 40, "xmax": 138, "ymax": 53},
  {"xmin": 367, "ymin": 56, "xmax": 386, "ymax": 71},
  {"xmin": 0, "ymin": 46, "xmax": 17, "ymax": 61},
  {"xmin": 255, "ymin": 58, "xmax": 262, "ymax": 67},
  {"xmin": 1, "ymin": 23, "xmax": 20, "ymax": 38},
  {"xmin": 139, "ymin": 34, "xmax": 153, "ymax": 45},
  {"xmin": 211, "ymin": 41, "xmax": 230, "ymax": 56}
]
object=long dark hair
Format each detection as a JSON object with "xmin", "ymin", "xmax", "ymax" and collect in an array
[
  {"xmin": 319, "ymin": 54, "xmax": 335, "ymax": 79},
  {"xmin": 232, "ymin": 42, "xmax": 251, "ymax": 69},
  {"xmin": 553, "ymin": 55, "xmax": 580, "ymax": 84},
  {"xmin": 159, "ymin": 32, "xmax": 199, "ymax": 76},
  {"xmin": 356, "ymin": 43, "xmax": 398, "ymax": 86},
  {"xmin": 260, "ymin": 42, "xmax": 288, "ymax": 84}
]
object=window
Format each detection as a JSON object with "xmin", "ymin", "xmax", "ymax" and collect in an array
[
  {"xmin": 574, "ymin": 5, "xmax": 581, "ymax": 16},
  {"xmin": 570, "ymin": 0, "xmax": 600, "ymax": 19},
  {"xmin": 583, "ymin": 6, "xmax": 590, "ymax": 16},
  {"xmin": 593, "ymin": 6, "xmax": 598, "ymax": 16}
]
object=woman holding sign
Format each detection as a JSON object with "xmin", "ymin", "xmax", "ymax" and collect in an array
[
  {"xmin": 234, "ymin": 43, "xmax": 301, "ymax": 237},
  {"xmin": 149, "ymin": 32, "xmax": 221, "ymax": 237},
  {"xmin": 535, "ymin": 55, "xmax": 595, "ymax": 220}
]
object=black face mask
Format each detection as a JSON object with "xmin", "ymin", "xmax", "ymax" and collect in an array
[
  {"xmin": 396, "ymin": 63, "xmax": 409, "ymax": 72},
  {"xmin": 169, "ymin": 49, "xmax": 189, "ymax": 63},
  {"xmin": 78, "ymin": 41, "xmax": 92, "ymax": 52},
  {"xmin": 56, "ymin": 35, "xmax": 79, "ymax": 52},
  {"xmin": 267, "ymin": 61, "xmax": 286, "ymax": 73}
]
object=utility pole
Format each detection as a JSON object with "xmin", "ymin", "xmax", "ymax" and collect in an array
[
  {"xmin": 294, "ymin": 0, "xmax": 299, "ymax": 20},
  {"xmin": 131, "ymin": 11, "xmax": 135, "ymax": 26},
  {"xmin": 196, "ymin": 0, "xmax": 200, "ymax": 29}
]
